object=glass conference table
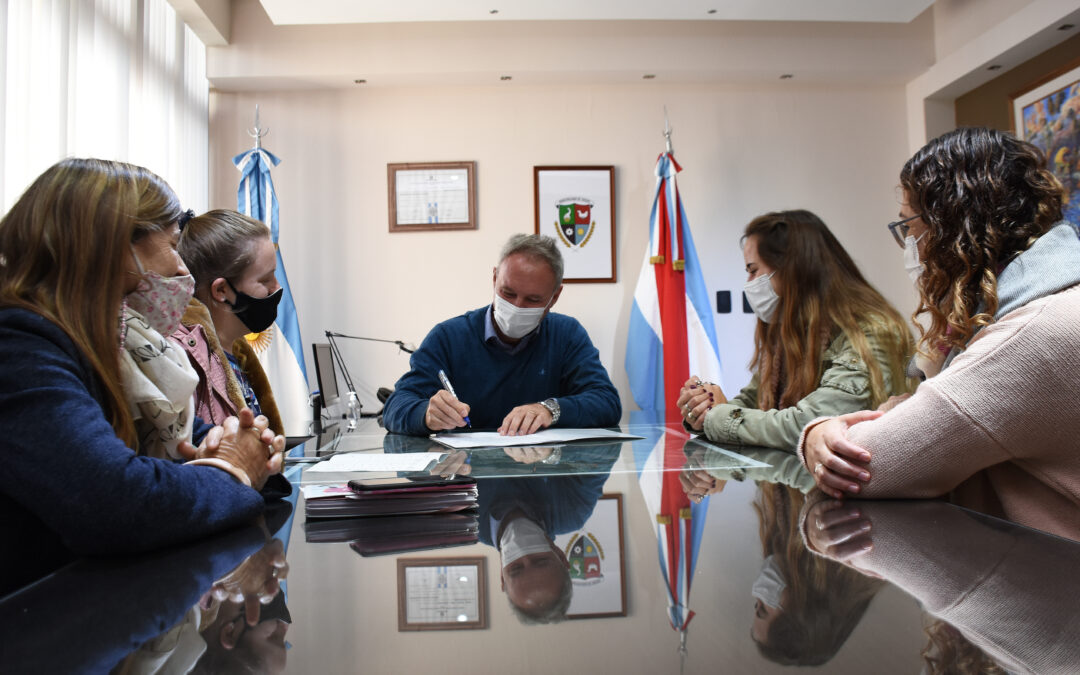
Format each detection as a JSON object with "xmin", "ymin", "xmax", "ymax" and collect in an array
[{"xmin": 2, "ymin": 418, "xmax": 1078, "ymax": 674}]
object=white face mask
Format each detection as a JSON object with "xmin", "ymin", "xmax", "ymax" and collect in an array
[
  {"xmin": 744, "ymin": 272, "xmax": 780, "ymax": 324},
  {"xmin": 126, "ymin": 249, "xmax": 195, "ymax": 337},
  {"xmin": 903, "ymin": 233, "xmax": 925, "ymax": 286},
  {"xmin": 493, "ymin": 293, "xmax": 551, "ymax": 340},
  {"xmin": 751, "ymin": 555, "xmax": 787, "ymax": 610},
  {"xmin": 499, "ymin": 517, "xmax": 554, "ymax": 565}
]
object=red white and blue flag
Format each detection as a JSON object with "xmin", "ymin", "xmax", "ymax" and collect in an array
[{"xmin": 625, "ymin": 152, "xmax": 722, "ymax": 414}]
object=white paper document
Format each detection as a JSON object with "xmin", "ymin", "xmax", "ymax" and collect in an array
[
  {"xmin": 304, "ymin": 452, "xmax": 443, "ymax": 473},
  {"xmin": 431, "ymin": 428, "xmax": 644, "ymax": 449}
]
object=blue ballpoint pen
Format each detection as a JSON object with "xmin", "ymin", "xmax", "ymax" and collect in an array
[{"xmin": 437, "ymin": 369, "xmax": 472, "ymax": 428}]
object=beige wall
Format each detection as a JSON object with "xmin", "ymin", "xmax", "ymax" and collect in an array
[
  {"xmin": 956, "ymin": 32, "xmax": 1080, "ymax": 130},
  {"xmin": 209, "ymin": 82, "xmax": 916, "ymax": 410},
  {"xmin": 932, "ymin": 0, "xmax": 1035, "ymax": 61}
]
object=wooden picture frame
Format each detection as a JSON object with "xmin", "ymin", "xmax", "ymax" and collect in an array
[
  {"xmin": 388, "ymin": 161, "xmax": 477, "ymax": 232},
  {"xmin": 1010, "ymin": 57, "xmax": 1080, "ymax": 226},
  {"xmin": 533, "ymin": 166, "xmax": 616, "ymax": 283},
  {"xmin": 396, "ymin": 557, "xmax": 487, "ymax": 631},
  {"xmin": 553, "ymin": 493, "xmax": 627, "ymax": 619}
]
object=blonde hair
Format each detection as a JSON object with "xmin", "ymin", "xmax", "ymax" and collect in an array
[
  {"xmin": 0, "ymin": 158, "xmax": 182, "ymax": 447},
  {"xmin": 178, "ymin": 209, "xmax": 270, "ymax": 300}
]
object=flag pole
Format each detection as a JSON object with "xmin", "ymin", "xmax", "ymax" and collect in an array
[
  {"xmin": 663, "ymin": 105, "xmax": 674, "ymax": 155},
  {"xmin": 247, "ymin": 104, "xmax": 268, "ymax": 150}
]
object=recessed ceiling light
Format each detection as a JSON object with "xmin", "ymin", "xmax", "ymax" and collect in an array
[
  {"xmin": 779, "ymin": 74, "xmax": 794, "ymax": 80},
  {"xmin": 707, "ymin": 9, "xmax": 717, "ymax": 14},
  {"xmin": 987, "ymin": 64, "xmax": 1003, "ymax": 71},
  {"xmin": 1059, "ymin": 23, "xmax": 1074, "ymax": 30},
  {"xmin": 643, "ymin": 74, "xmax": 656, "ymax": 79},
  {"xmin": 354, "ymin": 79, "xmax": 366, "ymax": 84},
  {"xmin": 500, "ymin": 75, "xmax": 512, "ymax": 81}
]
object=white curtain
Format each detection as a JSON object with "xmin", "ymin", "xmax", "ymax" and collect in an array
[{"xmin": 0, "ymin": 0, "xmax": 208, "ymax": 213}]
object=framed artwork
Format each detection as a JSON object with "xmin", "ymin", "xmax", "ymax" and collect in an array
[
  {"xmin": 1011, "ymin": 57, "xmax": 1080, "ymax": 226},
  {"xmin": 396, "ymin": 557, "xmax": 487, "ymax": 631},
  {"xmin": 387, "ymin": 161, "xmax": 477, "ymax": 232},
  {"xmin": 533, "ymin": 165, "xmax": 616, "ymax": 283},
  {"xmin": 553, "ymin": 493, "xmax": 627, "ymax": 619}
]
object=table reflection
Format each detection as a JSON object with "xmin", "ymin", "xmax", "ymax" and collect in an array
[{"xmin": 0, "ymin": 501, "xmax": 294, "ymax": 673}]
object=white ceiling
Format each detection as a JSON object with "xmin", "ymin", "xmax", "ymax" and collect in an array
[{"xmin": 257, "ymin": 0, "xmax": 937, "ymax": 26}]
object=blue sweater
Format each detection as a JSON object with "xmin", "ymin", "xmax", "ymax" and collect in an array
[
  {"xmin": 0, "ymin": 308, "xmax": 265, "ymax": 594},
  {"xmin": 382, "ymin": 306, "xmax": 621, "ymax": 435}
]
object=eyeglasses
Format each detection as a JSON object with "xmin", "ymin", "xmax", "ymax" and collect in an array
[{"xmin": 886, "ymin": 214, "xmax": 922, "ymax": 249}]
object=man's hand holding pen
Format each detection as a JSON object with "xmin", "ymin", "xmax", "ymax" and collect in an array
[{"xmin": 424, "ymin": 389, "xmax": 472, "ymax": 431}]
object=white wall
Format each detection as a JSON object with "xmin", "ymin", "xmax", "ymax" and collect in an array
[{"xmin": 209, "ymin": 82, "xmax": 915, "ymax": 410}]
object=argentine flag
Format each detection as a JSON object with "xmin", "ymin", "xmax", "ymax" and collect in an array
[
  {"xmin": 625, "ymin": 153, "xmax": 722, "ymax": 413},
  {"xmin": 234, "ymin": 147, "xmax": 310, "ymax": 435}
]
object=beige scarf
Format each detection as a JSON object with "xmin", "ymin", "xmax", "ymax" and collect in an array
[{"xmin": 120, "ymin": 307, "xmax": 198, "ymax": 459}]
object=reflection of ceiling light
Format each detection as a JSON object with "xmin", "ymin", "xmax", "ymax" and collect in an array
[
  {"xmin": 500, "ymin": 75, "xmax": 512, "ymax": 81},
  {"xmin": 1059, "ymin": 23, "xmax": 1075, "ymax": 30},
  {"xmin": 987, "ymin": 64, "xmax": 1002, "ymax": 71},
  {"xmin": 458, "ymin": 575, "xmax": 469, "ymax": 581},
  {"xmin": 354, "ymin": 79, "xmax": 366, "ymax": 84},
  {"xmin": 779, "ymin": 74, "xmax": 794, "ymax": 79},
  {"xmin": 457, "ymin": 614, "xmax": 468, "ymax": 621},
  {"xmin": 643, "ymin": 74, "xmax": 656, "ymax": 79}
]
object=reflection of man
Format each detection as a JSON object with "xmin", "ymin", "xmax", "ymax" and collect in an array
[
  {"xmin": 497, "ymin": 505, "xmax": 574, "ymax": 624},
  {"xmin": 382, "ymin": 234, "xmax": 620, "ymax": 436},
  {"xmin": 478, "ymin": 445, "xmax": 619, "ymax": 624}
]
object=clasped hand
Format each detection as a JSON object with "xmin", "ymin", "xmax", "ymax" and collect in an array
[
  {"xmin": 208, "ymin": 538, "xmax": 289, "ymax": 626},
  {"xmin": 802, "ymin": 410, "xmax": 879, "ymax": 498},
  {"xmin": 179, "ymin": 408, "xmax": 285, "ymax": 490},
  {"xmin": 803, "ymin": 499, "xmax": 877, "ymax": 575},
  {"xmin": 675, "ymin": 376, "xmax": 726, "ymax": 430}
]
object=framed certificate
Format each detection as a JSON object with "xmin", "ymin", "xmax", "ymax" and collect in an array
[
  {"xmin": 388, "ymin": 161, "xmax": 477, "ymax": 232},
  {"xmin": 396, "ymin": 557, "xmax": 487, "ymax": 630}
]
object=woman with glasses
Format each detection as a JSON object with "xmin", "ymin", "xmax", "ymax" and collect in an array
[
  {"xmin": 676, "ymin": 210, "xmax": 913, "ymax": 476},
  {"xmin": 171, "ymin": 210, "xmax": 284, "ymax": 433},
  {"xmin": 802, "ymin": 127, "xmax": 1080, "ymax": 541},
  {"xmin": 0, "ymin": 159, "xmax": 285, "ymax": 594}
]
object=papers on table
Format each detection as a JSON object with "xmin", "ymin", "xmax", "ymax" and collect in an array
[
  {"xmin": 430, "ymin": 428, "xmax": 644, "ymax": 449},
  {"xmin": 304, "ymin": 452, "xmax": 443, "ymax": 473}
]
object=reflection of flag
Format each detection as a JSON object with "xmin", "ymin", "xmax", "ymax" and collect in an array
[
  {"xmin": 626, "ymin": 153, "xmax": 722, "ymax": 413},
  {"xmin": 630, "ymin": 410, "xmax": 709, "ymax": 651},
  {"xmin": 234, "ymin": 146, "xmax": 309, "ymax": 434}
]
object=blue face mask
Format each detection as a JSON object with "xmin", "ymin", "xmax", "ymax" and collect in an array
[
  {"xmin": 751, "ymin": 555, "xmax": 787, "ymax": 609},
  {"xmin": 744, "ymin": 272, "xmax": 780, "ymax": 323},
  {"xmin": 903, "ymin": 233, "xmax": 925, "ymax": 286}
]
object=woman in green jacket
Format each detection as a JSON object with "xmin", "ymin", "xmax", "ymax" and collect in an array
[{"xmin": 678, "ymin": 210, "xmax": 912, "ymax": 459}]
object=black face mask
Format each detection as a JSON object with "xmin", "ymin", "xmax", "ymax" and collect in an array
[{"xmin": 225, "ymin": 279, "xmax": 283, "ymax": 334}]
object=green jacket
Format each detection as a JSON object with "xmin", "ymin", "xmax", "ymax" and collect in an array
[{"xmin": 700, "ymin": 329, "xmax": 905, "ymax": 452}]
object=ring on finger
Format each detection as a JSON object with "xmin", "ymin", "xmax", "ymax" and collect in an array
[{"xmin": 814, "ymin": 462, "xmax": 824, "ymax": 475}]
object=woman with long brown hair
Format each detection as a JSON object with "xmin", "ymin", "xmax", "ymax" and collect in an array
[
  {"xmin": 0, "ymin": 158, "xmax": 284, "ymax": 594},
  {"xmin": 677, "ymin": 210, "xmax": 912, "ymax": 483},
  {"xmin": 802, "ymin": 127, "xmax": 1080, "ymax": 541}
]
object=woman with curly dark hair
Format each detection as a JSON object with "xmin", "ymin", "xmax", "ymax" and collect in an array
[{"xmin": 801, "ymin": 127, "xmax": 1080, "ymax": 541}]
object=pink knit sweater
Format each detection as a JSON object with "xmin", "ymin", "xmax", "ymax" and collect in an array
[{"xmin": 799, "ymin": 283, "xmax": 1080, "ymax": 540}]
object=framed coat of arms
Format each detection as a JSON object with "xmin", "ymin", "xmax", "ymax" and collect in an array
[{"xmin": 533, "ymin": 166, "xmax": 616, "ymax": 283}]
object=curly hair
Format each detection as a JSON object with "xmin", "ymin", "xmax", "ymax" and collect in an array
[{"xmin": 899, "ymin": 127, "xmax": 1064, "ymax": 354}]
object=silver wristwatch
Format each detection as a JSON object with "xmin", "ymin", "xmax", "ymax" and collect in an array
[{"xmin": 539, "ymin": 398, "xmax": 560, "ymax": 424}]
